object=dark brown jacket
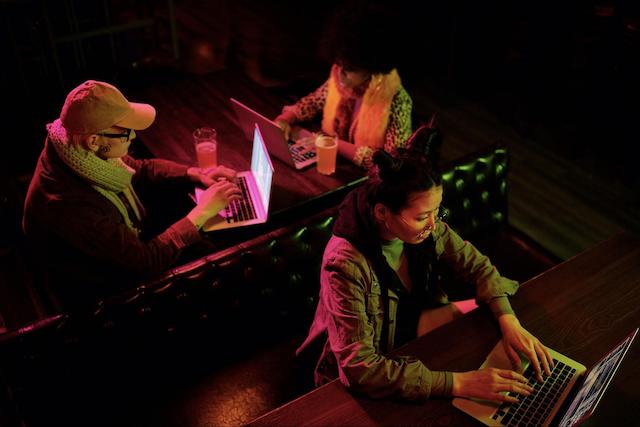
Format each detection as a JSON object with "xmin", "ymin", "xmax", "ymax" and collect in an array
[{"xmin": 23, "ymin": 138, "xmax": 201, "ymax": 311}]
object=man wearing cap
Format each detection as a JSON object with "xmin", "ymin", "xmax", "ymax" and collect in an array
[{"xmin": 23, "ymin": 80, "xmax": 242, "ymax": 311}]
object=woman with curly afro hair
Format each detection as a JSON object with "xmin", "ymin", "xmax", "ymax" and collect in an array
[{"xmin": 275, "ymin": 0, "xmax": 413, "ymax": 169}]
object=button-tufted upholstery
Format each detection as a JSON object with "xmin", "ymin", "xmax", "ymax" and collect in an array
[
  {"xmin": 442, "ymin": 145, "xmax": 508, "ymax": 238},
  {"xmin": 0, "ymin": 144, "xmax": 559, "ymax": 427}
]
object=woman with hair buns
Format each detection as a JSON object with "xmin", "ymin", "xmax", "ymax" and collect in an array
[{"xmin": 296, "ymin": 126, "xmax": 554, "ymax": 402}]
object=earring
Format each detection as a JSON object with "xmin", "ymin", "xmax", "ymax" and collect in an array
[
  {"xmin": 99, "ymin": 145, "xmax": 111, "ymax": 154},
  {"xmin": 373, "ymin": 74, "xmax": 383, "ymax": 92}
]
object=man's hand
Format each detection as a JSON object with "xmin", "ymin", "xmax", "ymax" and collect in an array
[
  {"xmin": 186, "ymin": 179, "xmax": 242, "ymax": 229},
  {"xmin": 187, "ymin": 165, "xmax": 237, "ymax": 187}
]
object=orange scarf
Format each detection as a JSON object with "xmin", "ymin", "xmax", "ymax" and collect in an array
[{"xmin": 322, "ymin": 64, "xmax": 401, "ymax": 150}]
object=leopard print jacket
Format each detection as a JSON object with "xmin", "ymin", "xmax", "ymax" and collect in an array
[{"xmin": 282, "ymin": 80, "xmax": 413, "ymax": 168}]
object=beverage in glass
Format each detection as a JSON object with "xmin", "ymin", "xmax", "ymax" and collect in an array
[
  {"xmin": 315, "ymin": 135, "xmax": 338, "ymax": 175},
  {"xmin": 193, "ymin": 127, "xmax": 218, "ymax": 169}
]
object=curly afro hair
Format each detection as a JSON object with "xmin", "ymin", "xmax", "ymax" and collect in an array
[{"xmin": 319, "ymin": 1, "xmax": 405, "ymax": 75}]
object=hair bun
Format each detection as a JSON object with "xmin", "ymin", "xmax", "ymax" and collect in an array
[
  {"xmin": 405, "ymin": 118, "xmax": 442, "ymax": 163},
  {"xmin": 373, "ymin": 149, "xmax": 402, "ymax": 181}
]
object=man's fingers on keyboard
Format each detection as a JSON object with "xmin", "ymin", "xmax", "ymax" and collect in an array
[
  {"xmin": 219, "ymin": 180, "xmax": 239, "ymax": 189},
  {"xmin": 225, "ymin": 188, "xmax": 242, "ymax": 198}
]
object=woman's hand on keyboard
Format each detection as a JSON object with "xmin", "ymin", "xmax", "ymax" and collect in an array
[
  {"xmin": 292, "ymin": 136, "xmax": 316, "ymax": 156},
  {"xmin": 187, "ymin": 180, "xmax": 242, "ymax": 229},
  {"xmin": 275, "ymin": 119, "xmax": 292, "ymax": 140},
  {"xmin": 452, "ymin": 369, "xmax": 533, "ymax": 403},
  {"xmin": 187, "ymin": 165, "xmax": 238, "ymax": 188},
  {"xmin": 499, "ymin": 314, "xmax": 554, "ymax": 382}
]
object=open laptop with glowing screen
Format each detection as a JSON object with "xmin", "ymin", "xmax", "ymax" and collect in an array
[
  {"xmin": 230, "ymin": 97, "xmax": 317, "ymax": 170},
  {"xmin": 453, "ymin": 327, "xmax": 637, "ymax": 427},
  {"xmin": 195, "ymin": 124, "xmax": 273, "ymax": 232}
]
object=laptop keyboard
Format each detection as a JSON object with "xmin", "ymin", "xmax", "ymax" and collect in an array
[
  {"xmin": 290, "ymin": 142, "xmax": 316, "ymax": 163},
  {"xmin": 493, "ymin": 359, "xmax": 576, "ymax": 426},
  {"xmin": 224, "ymin": 176, "xmax": 256, "ymax": 223}
]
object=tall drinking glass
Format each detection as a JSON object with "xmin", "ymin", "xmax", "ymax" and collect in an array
[
  {"xmin": 315, "ymin": 135, "xmax": 338, "ymax": 175},
  {"xmin": 193, "ymin": 127, "xmax": 218, "ymax": 169}
]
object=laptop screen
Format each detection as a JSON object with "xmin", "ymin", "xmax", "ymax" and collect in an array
[
  {"xmin": 557, "ymin": 328, "xmax": 638, "ymax": 427},
  {"xmin": 251, "ymin": 124, "xmax": 274, "ymax": 213}
]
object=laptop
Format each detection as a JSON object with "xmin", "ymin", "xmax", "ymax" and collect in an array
[
  {"xmin": 195, "ymin": 124, "xmax": 274, "ymax": 232},
  {"xmin": 453, "ymin": 327, "xmax": 638, "ymax": 427},
  {"xmin": 230, "ymin": 97, "xmax": 317, "ymax": 170}
]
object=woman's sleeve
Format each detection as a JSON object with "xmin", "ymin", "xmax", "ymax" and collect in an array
[
  {"xmin": 353, "ymin": 87, "xmax": 413, "ymax": 169},
  {"xmin": 383, "ymin": 87, "xmax": 413, "ymax": 155},
  {"xmin": 434, "ymin": 223, "xmax": 519, "ymax": 318},
  {"xmin": 322, "ymin": 243, "xmax": 452, "ymax": 400}
]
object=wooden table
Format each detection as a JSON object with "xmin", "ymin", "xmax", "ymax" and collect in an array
[
  {"xmin": 128, "ymin": 70, "xmax": 366, "ymax": 246},
  {"xmin": 247, "ymin": 232, "xmax": 640, "ymax": 426}
]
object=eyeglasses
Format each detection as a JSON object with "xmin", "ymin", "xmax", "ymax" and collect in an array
[
  {"xmin": 97, "ymin": 128, "xmax": 132, "ymax": 141},
  {"xmin": 398, "ymin": 206, "xmax": 449, "ymax": 239}
]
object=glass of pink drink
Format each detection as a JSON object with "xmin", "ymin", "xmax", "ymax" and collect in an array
[{"xmin": 193, "ymin": 127, "xmax": 218, "ymax": 169}]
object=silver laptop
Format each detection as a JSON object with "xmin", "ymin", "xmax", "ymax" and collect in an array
[
  {"xmin": 195, "ymin": 124, "xmax": 274, "ymax": 232},
  {"xmin": 230, "ymin": 97, "xmax": 317, "ymax": 170},
  {"xmin": 453, "ymin": 327, "xmax": 638, "ymax": 427}
]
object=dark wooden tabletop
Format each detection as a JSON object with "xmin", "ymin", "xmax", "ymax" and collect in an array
[
  {"xmin": 128, "ymin": 70, "xmax": 366, "ymax": 245},
  {"xmin": 247, "ymin": 232, "xmax": 640, "ymax": 427}
]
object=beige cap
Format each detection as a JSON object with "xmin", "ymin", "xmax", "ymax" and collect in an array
[{"xmin": 60, "ymin": 80, "xmax": 156, "ymax": 134}]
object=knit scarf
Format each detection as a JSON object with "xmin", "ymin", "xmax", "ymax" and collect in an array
[
  {"xmin": 47, "ymin": 119, "xmax": 144, "ymax": 233},
  {"xmin": 322, "ymin": 64, "xmax": 401, "ymax": 150}
]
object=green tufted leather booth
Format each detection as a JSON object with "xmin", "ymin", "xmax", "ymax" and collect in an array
[{"xmin": 0, "ymin": 144, "xmax": 559, "ymax": 427}]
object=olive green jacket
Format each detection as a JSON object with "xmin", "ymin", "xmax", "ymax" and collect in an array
[{"xmin": 297, "ymin": 222, "xmax": 518, "ymax": 401}]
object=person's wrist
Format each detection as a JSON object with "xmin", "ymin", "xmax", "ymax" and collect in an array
[
  {"xmin": 276, "ymin": 110, "xmax": 296, "ymax": 124},
  {"xmin": 451, "ymin": 372, "xmax": 462, "ymax": 396},
  {"xmin": 498, "ymin": 313, "xmax": 518, "ymax": 327},
  {"xmin": 498, "ymin": 314, "xmax": 520, "ymax": 337},
  {"xmin": 187, "ymin": 167, "xmax": 202, "ymax": 182},
  {"xmin": 186, "ymin": 209, "xmax": 206, "ymax": 230}
]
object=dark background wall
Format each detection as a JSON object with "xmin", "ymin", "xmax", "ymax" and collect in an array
[{"xmin": 1, "ymin": 0, "xmax": 638, "ymax": 190}]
